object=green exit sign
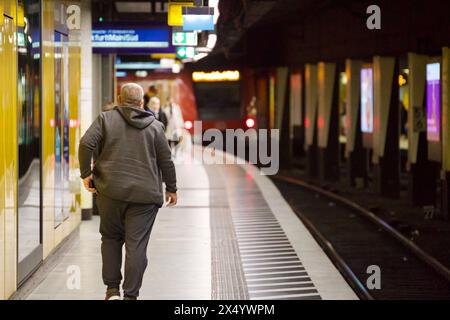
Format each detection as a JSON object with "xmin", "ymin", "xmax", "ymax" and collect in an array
[
  {"xmin": 176, "ymin": 47, "xmax": 196, "ymax": 59},
  {"xmin": 172, "ymin": 32, "xmax": 198, "ymax": 46}
]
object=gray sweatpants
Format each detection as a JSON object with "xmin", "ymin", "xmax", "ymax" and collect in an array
[{"xmin": 96, "ymin": 193, "xmax": 159, "ymax": 297}]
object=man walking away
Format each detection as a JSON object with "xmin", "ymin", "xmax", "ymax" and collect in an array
[
  {"xmin": 148, "ymin": 96, "xmax": 168, "ymax": 128},
  {"xmin": 79, "ymin": 83, "xmax": 177, "ymax": 300},
  {"xmin": 144, "ymin": 84, "xmax": 158, "ymax": 111}
]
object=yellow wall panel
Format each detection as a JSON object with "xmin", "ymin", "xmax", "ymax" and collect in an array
[
  {"xmin": 0, "ymin": 0, "xmax": 18, "ymax": 299},
  {"xmin": 69, "ymin": 33, "xmax": 81, "ymax": 221},
  {"xmin": 0, "ymin": 0, "xmax": 6, "ymax": 300},
  {"xmin": 0, "ymin": 0, "xmax": 81, "ymax": 298},
  {"xmin": 41, "ymin": 0, "xmax": 56, "ymax": 259}
]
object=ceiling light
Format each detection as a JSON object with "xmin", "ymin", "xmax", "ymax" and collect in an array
[
  {"xmin": 172, "ymin": 64, "xmax": 181, "ymax": 73},
  {"xmin": 192, "ymin": 70, "xmax": 240, "ymax": 82},
  {"xmin": 160, "ymin": 58, "xmax": 175, "ymax": 68},
  {"xmin": 135, "ymin": 70, "xmax": 148, "ymax": 77},
  {"xmin": 207, "ymin": 34, "xmax": 217, "ymax": 49},
  {"xmin": 193, "ymin": 52, "xmax": 208, "ymax": 61}
]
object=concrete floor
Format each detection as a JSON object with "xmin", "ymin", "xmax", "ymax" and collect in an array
[{"xmin": 25, "ymin": 154, "xmax": 357, "ymax": 300}]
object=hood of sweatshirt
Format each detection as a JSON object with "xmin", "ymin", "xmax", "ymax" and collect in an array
[{"xmin": 115, "ymin": 106, "xmax": 155, "ymax": 129}]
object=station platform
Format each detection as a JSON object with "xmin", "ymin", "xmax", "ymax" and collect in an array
[{"xmin": 18, "ymin": 150, "xmax": 357, "ymax": 300}]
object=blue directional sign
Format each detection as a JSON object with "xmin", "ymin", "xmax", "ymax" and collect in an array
[{"xmin": 92, "ymin": 26, "xmax": 172, "ymax": 53}]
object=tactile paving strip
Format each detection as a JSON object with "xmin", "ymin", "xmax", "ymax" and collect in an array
[
  {"xmin": 223, "ymin": 166, "xmax": 321, "ymax": 300},
  {"xmin": 206, "ymin": 165, "xmax": 249, "ymax": 300}
]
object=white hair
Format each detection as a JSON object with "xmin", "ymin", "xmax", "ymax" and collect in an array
[
  {"xmin": 120, "ymin": 83, "xmax": 144, "ymax": 106},
  {"xmin": 148, "ymin": 96, "xmax": 160, "ymax": 111}
]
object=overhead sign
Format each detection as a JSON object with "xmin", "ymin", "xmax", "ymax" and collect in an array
[
  {"xmin": 176, "ymin": 46, "xmax": 195, "ymax": 59},
  {"xmin": 92, "ymin": 27, "xmax": 171, "ymax": 53},
  {"xmin": 151, "ymin": 53, "xmax": 176, "ymax": 59},
  {"xmin": 115, "ymin": 62, "xmax": 162, "ymax": 70},
  {"xmin": 182, "ymin": 6, "xmax": 215, "ymax": 31},
  {"xmin": 168, "ymin": 0, "xmax": 194, "ymax": 26},
  {"xmin": 192, "ymin": 71, "xmax": 240, "ymax": 82},
  {"xmin": 172, "ymin": 32, "xmax": 198, "ymax": 46}
]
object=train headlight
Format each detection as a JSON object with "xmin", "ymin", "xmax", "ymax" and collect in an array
[
  {"xmin": 245, "ymin": 118, "xmax": 255, "ymax": 129},
  {"xmin": 184, "ymin": 120, "xmax": 193, "ymax": 130}
]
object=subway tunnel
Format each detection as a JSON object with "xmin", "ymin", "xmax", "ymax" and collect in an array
[{"xmin": 1, "ymin": 0, "xmax": 450, "ymax": 306}]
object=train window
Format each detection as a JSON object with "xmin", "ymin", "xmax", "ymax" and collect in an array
[
  {"xmin": 193, "ymin": 81, "xmax": 241, "ymax": 120},
  {"xmin": 54, "ymin": 31, "xmax": 70, "ymax": 228}
]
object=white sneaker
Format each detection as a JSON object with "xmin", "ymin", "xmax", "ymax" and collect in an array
[{"xmin": 105, "ymin": 288, "xmax": 121, "ymax": 300}]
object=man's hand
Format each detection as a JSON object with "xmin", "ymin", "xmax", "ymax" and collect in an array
[
  {"xmin": 165, "ymin": 191, "xmax": 177, "ymax": 207},
  {"xmin": 82, "ymin": 175, "xmax": 97, "ymax": 194}
]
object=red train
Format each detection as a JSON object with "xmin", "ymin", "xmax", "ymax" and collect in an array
[{"xmin": 116, "ymin": 67, "xmax": 255, "ymax": 133}]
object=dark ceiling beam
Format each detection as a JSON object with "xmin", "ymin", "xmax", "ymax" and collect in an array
[{"xmin": 214, "ymin": 0, "xmax": 278, "ymax": 58}]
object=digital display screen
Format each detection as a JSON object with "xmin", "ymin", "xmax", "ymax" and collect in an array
[
  {"xmin": 360, "ymin": 67, "xmax": 374, "ymax": 133},
  {"xmin": 426, "ymin": 62, "xmax": 441, "ymax": 142},
  {"xmin": 92, "ymin": 27, "xmax": 171, "ymax": 53}
]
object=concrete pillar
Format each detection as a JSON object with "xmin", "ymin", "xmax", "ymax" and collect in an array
[
  {"xmin": 441, "ymin": 48, "xmax": 450, "ymax": 219},
  {"xmin": 101, "ymin": 54, "xmax": 116, "ymax": 107},
  {"xmin": 345, "ymin": 59, "xmax": 367, "ymax": 188},
  {"xmin": 407, "ymin": 53, "xmax": 437, "ymax": 206},
  {"xmin": 317, "ymin": 62, "xmax": 340, "ymax": 183},
  {"xmin": 304, "ymin": 64, "xmax": 318, "ymax": 178},
  {"xmin": 372, "ymin": 56, "xmax": 400, "ymax": 198},
  {"xmin": 289, "ymin": 71, "xmax": 305, "ymax": 159},
  {"xmin": 80, "ymin": 0, "xmax": 93, "ymax": 218}
]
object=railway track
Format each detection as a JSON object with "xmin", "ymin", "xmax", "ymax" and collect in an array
[{"xmin": 272, "ymin": 175, "xmax": 450, "ymax": 300}]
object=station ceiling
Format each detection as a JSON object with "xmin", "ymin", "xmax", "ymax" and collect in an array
[
  {"xmin": 91, "ymin": 0, "xmax": 168, "ymax": 23},
  {"xmin": 91, "ymin": 0, "xmax": 450, "ymax": 69}
]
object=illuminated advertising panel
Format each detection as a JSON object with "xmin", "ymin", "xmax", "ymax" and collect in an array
[
  {"xmin": 360, "ymin": 67, "xmax": 374, "ymax": 133},
  {"xmin": 426, "ymin": 62, "xmax": 441, "ymax": 142}
]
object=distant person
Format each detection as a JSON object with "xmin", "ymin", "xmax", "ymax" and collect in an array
[
  {"xmin": 144, "ymin": 85, "xmax": 158, "ymax": 111},
  {"xmin": 148, "ymin": 96, "xmax": 168, "ymax": 128},
  {"xmin": 400, "ymin": 101, "xmax": 408, "ymax": 135},
  {"xmin": 246, "ymin": 96, "xmax": 257, "ymax": 117},
  {"xmin": 78, "ymin": 83, "xmax": 177, "ymax": 300},
  {"xmin": 163, "ymin": 98, "xmax": 185, "ymax": 158}
]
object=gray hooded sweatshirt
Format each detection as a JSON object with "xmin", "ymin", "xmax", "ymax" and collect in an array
[{"xmin": 79, "ymin": 105, "xmax": 177, "ymax": 207}]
